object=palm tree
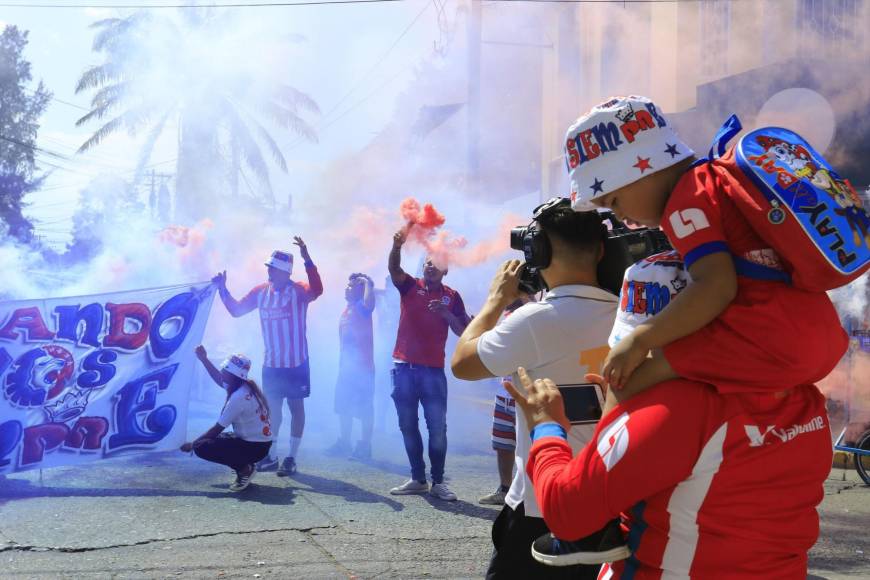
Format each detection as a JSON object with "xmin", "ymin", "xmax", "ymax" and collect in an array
[{"xmin": 74, "ymin": 8, "xmax": 319, "ymax": 221}]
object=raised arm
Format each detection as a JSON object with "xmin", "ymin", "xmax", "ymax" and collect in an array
[
  {"xmin": 361, "ymin": 274, "xmax": 375, "ymax": 312},
  {"xmin": 389, "ymin": 227, "xmax": 411, "ymax": 288},
  {"xmin": 195, "ymin": 345, "xmax": 223, "ymax": 387},
  {"xmin": 212, "ymin": 271, "xmax": 259, "ymax": 318},
  {"xmin": 294, "ymin": 236, "xmax": 323, "ymax": 301},
  {"xmin": 452, "ymin": 260, "xmax": 523, "ymax": 379}
]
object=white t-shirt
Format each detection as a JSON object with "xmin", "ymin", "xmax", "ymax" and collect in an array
[
  {"xmin": 218, "ymin": 384, "xmax": 273, "ymax": 443},
  {"xmin": 477, "ymin": 284, "xmax": 617, "ymax": 518},
  {"xmin": 608, "ymin": 250, "xmax": 689, "ymax": 347}
]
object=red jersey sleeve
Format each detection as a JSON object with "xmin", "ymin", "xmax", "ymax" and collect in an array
[
  {"xmin": 660, "ymin": 167, "xmax": 729, "ymax": 269},
  {"xmin": 301, "ymin": 263, "xmax": 323, "ymax": 302},
  {"xmin": 527, "ymin": 380, "xmax": 713, "ymax": 540}
]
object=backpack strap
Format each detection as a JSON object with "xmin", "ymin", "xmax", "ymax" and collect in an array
[
  {"xmin": 694, "ymin": 115, "xmax": 793, "ymax": 285},
  {"xmin": 732, "ymin": 256, "xmax": 792, "ymax": 284},
  {"xmin": 708, "ymin": 114, "xmax": 743, "ymax": 160}
]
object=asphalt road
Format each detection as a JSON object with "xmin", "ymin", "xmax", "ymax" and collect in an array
[{"xmin": 1, "ymin": 413, "xmax": 868, "ymax": 579}]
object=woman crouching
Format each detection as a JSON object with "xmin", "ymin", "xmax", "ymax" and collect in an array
[{"xmin": 181, "ymin": 345, "xmax": 273, "ymax": 491}]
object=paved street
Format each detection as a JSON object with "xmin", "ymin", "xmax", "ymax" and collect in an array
[{"xmin": 1, "ymin": 402, "xmax": 868, "ymax": 579}]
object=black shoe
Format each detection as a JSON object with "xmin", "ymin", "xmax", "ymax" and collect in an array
[
  {"xmin": 531, "ymin": 519, "xmax": 630, "ymax": 566},
  {"xmin": 255, "ymin": 457, "xmax": 278, "ymax": 472},
  {"xmin": 276, "ymin": 456, "xmax": 297, "ymax": 477}
]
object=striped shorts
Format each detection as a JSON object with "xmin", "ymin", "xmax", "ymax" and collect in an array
[{"xmin": 491, "ymin": 394, "xmax": 517, "ymax": 451}]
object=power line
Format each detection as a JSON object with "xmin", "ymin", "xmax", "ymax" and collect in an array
[
  {"xmin": 0, "ymin": 0, "xmax": 696, "ymax": 8},
  {"xmin": 0, "ymin": 0, "xmax": 404, "ymax": 7}
]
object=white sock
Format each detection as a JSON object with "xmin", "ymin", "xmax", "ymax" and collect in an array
[{"xmin": 289, "ymin": 436, "xmax": 302, "ymax": 459}]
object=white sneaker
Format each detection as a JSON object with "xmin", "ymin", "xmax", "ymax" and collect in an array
[
  {"xmin": 390, "ymin": 479, "xmax": 429, "ymax": 495},
  {"xmin": 430, "ymin": 482, "xmax": 457, "ymax": 501},
  {"xmin": 478, "ymin": 487, "xmax": 507, "ymax": 505}
]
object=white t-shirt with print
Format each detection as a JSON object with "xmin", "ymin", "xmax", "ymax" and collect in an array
[
  {"xmin": 476, "ymin": 284, "xmax": 617, "ymax": 518},
  {"xmin": 218, "ymin": 385, "xmax": 273, "ymax": 443}
]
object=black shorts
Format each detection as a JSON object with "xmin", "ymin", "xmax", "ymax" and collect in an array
[{"xmin": 262, "ymin": 360, "xmax": 311, "ymax": 400}]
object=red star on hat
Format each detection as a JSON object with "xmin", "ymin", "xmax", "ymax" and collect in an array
[{"xmin": 633, "ymin": 156, "xmax": 653, "ymax": 173}]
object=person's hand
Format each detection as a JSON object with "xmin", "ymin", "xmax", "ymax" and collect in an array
[
  {"xmin": 487, "ymin": 260, "xmax": 524, "ymax": 308},
  {"xmin": 503, "ymin": 367, "xmax": 570, "ymax": 432},
  {"xmin": 211, "ymin": 271, "xmax": 227, "ymax": 290},
  {"xmin": 194, "ymin": 345, "xmax": 207, "ymax": 360},
  {"xmin": 180, "ymin": 442, "xmax": 193, "ymax": 453},
  {"xmin": 601, "ymin": 334, "xmax": 649, "ymax": 390},
  {"xmin": 362, "ymin": 274, "xmax": 374, "ymax": 286},
  {"xmin": 293, "ymin": 236, "xmax": 311, "ymax": 262},
  {"xmin": 428, "ymin": 299, "xmax": 451, "ymax": 319},
  {"xmin": 393, "ymin": 224, "xmax": 411, "ymax": 248}
]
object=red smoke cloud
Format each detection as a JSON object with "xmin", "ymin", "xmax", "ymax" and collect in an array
[{"xmin": 399, "ymin": 197, "xmax": 518, "ymax": 270}]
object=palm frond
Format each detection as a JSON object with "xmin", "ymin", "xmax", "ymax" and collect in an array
[
  {"xmin": 76, "ymin": 106, "xmax": 159, "ymax": 152},
  {"xmin": 244, "ymin": 113, "xmax": 288, "ymax": 173},
  {"xmin": 75, "ymin": 103, "xmax": 113, "ymax": 127},
  {"xmin": 263, "ymin": 102, "xmax": 318, "ymax": 144},
  {"xmin": 220, "ymin": 101, "xmax": 271, "ymax": 185},
  {"xmin": 75, "ymin": 63, "xmax": 121, "ymax": 94},
  {"xmin": 90, "ymin": 82, "xmax": 127, "ymax": 109},
  {"xmin": 274, "ymin": 84, "xmax": 320, "ymax": 115},
  {"xmin": 88, "ymin": 17, "xmax": 122, "ymax": 30},
  {"xmin": 77, "ymin": 116, "xmax": 125, "ymax": 153}
]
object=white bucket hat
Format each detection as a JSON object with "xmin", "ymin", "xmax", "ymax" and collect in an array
[
  {"xmin": 265, "ymin": 250, "xmax": 293, "ymax": 273},
  {"xmin": 608, "ymin": 250, "xmax": 690, "ymax": 348},
  {"xmin": 220, "ymin": 353, "xmax": 252, "ymax": 381},
  {"xmin": 566, "ymin": 96, "xmax": 694, "ymax": 211}
]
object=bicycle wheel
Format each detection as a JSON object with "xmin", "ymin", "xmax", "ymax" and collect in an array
[{"xmin": 855, "ymin": 430, "xmax": 870, "ymax": 485}]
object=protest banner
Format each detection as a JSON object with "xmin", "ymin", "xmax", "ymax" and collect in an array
[{"xmin": 0, "ymin": 283, "xmax": 214, "ymax": 473}]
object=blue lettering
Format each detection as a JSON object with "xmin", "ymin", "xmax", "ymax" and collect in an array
[
  {"xmin": 645, "ymin": 102, "xmax": 667, "ymax": 128},
  {"xmin": 0, "ymin": 420, "xmax": 22, "ymax": 468},
  {"xmin": 54, "ymin": 304, "xmax": 104, "ymax": 348},
  {"xmin": 108, "ymin": 365, "xmax": 178, "ymax": 450},
  {"xmin": 76, "ymin": 349, "xmax": 118, "ymax": 390},
  {"xmin": 645, "ymin": 284, "xmax": 671, "ymax": 315},
  {"xmin": 150, "ymin": 292, "xmax": 200, "ymax": 360},
  {"xmin": 591, "ymin": 122, "xmax": 623, "ymax": 153}
]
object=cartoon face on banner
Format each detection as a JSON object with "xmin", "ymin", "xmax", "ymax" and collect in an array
[{"xmin": 0, "ymin": 284, "xmax": 215, "ymax": 473}]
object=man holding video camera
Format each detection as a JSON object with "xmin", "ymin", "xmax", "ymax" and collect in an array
[{"xmin": 452, "ymin": 198, "xmax": 622, "ymax": 579}]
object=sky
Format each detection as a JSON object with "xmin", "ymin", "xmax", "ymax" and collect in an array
[{"xmin": 0, "ymin": 0, "xmax": 443, "ymax": 248}]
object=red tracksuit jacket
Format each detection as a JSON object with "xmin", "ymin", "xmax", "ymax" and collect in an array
[{"xmin": 528, "ymin": 379, "xmax": 831, "ymax": 579}]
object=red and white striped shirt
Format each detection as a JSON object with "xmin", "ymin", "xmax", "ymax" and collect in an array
[{"xmin": 223, "ymin": 264, "xmax": 323, "ymax": 368}]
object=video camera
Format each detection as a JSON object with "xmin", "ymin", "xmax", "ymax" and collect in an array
[{"xmin": 509, "ymin": 198, "xmax": 672, "ymax": 295}]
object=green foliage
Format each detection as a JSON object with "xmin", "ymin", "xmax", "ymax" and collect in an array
[{"xmin": 0, "ymin": 25, "xmax": 52, "ymax": 243}]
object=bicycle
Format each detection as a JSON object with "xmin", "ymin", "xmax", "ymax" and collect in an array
[{"xmin": 834, "ymin": 427, "xmax": 870, "ymax": 485}]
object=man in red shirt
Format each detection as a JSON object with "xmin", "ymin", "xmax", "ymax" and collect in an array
[
  {"xmin": 212, "ymin": 237, "xmax": 323, "ymax": 477},
  {"xmin": 387, "ymin": 227, "xmax": 470, "ymax": 501}
]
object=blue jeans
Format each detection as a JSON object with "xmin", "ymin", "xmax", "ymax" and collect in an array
[{"xmin": 391, "ymin": 363, "xmax": 448, "ymax": 484}]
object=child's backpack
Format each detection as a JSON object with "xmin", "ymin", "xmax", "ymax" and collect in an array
[{"xmin": 706, "ymin": 115, "xmax": 870, "ymax": 291}]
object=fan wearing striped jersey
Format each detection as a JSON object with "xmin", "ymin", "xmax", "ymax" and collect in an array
[{"xmin": 212, "ymin": 237, "xmax": 323, "ymax": 476}]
